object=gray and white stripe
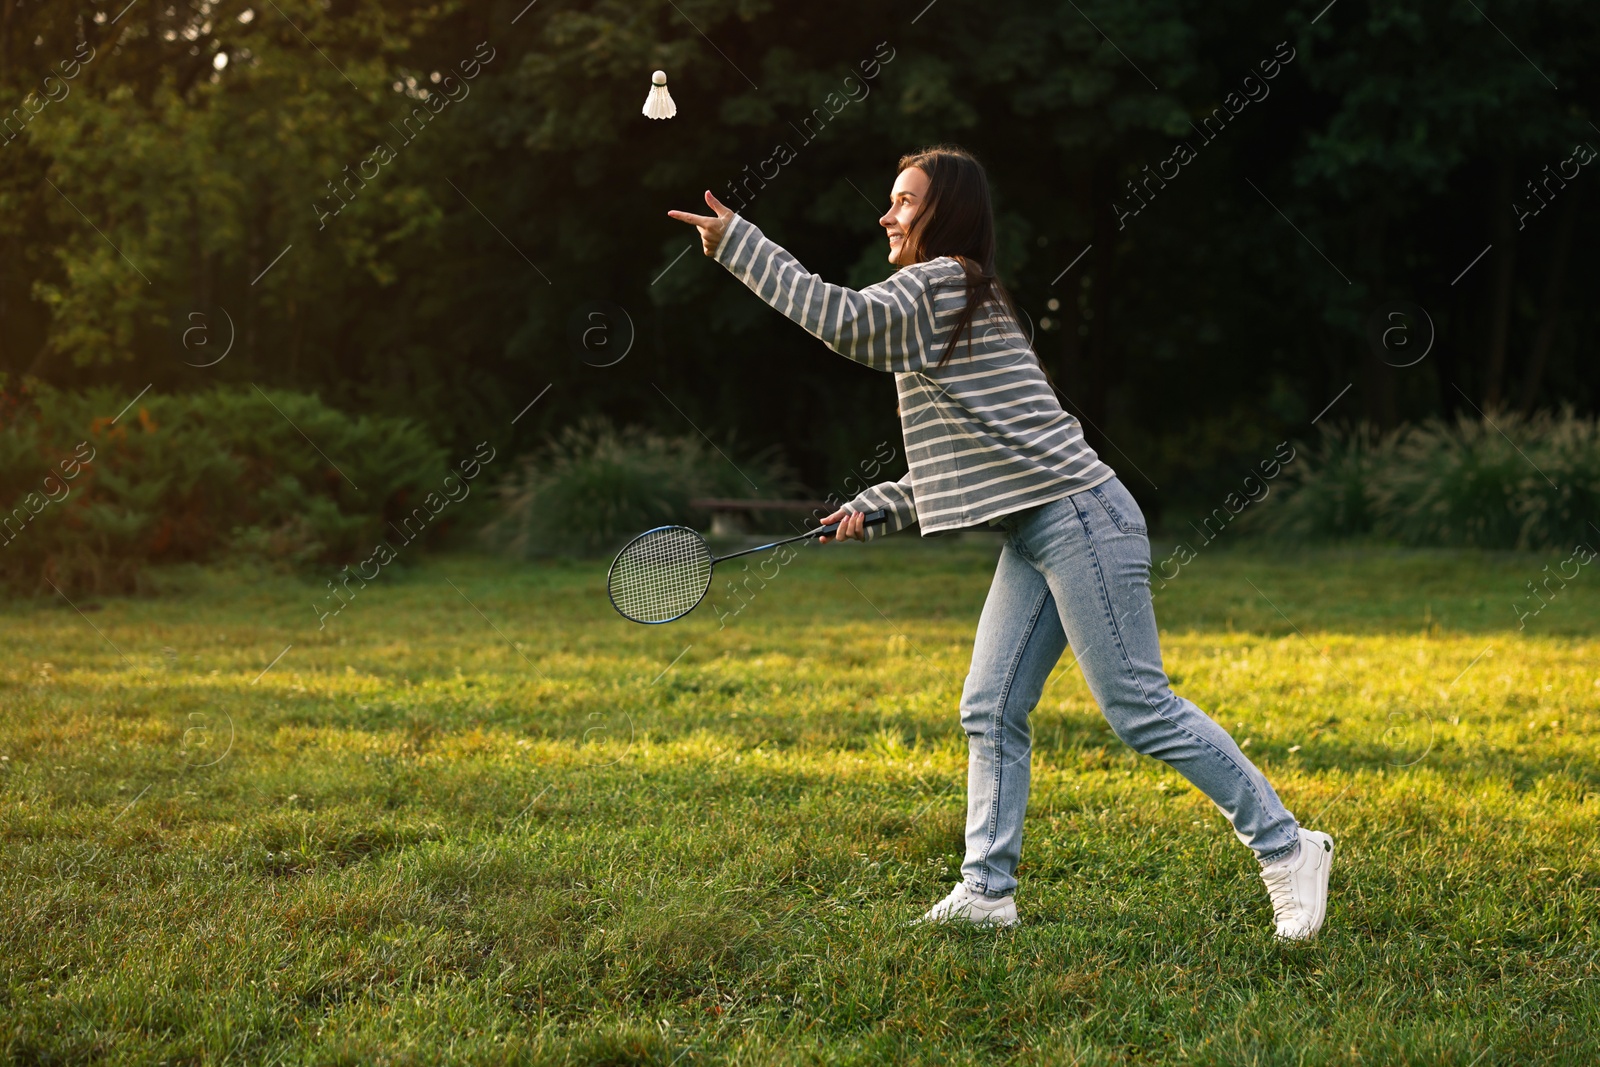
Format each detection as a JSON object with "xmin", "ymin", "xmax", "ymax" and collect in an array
[{"xmin": 712, "ymin": 211, "xmax": 1115, "ymax": 538}]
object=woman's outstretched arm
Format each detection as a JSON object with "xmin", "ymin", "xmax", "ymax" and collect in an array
[
  {"xmin": 669, "ymin": 191, "xmax": 952, "ymax": 374},
  {"xmin": 713, "ymin": 213, "xmax": 950, "ymax": 373}
]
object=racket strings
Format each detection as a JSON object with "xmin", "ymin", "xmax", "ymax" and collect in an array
[{"xmin": 609, "ymin": 527, "xmax": 713, "ymax": 623}]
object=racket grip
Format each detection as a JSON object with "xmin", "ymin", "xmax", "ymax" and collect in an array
[{"xmin": 815, "ymin": 508, "xmax": 888, "ymax": 537}]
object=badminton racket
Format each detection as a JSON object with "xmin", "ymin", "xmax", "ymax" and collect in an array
[{"xmin": 607, "ymin": 509, "xmax": 888, "ymax": 624}]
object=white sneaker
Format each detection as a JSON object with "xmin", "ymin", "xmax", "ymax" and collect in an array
[
  {"xmin": 909, "ymin": 881, "xmax": 1018, "ymax": 928},
  {"xmin": 1260, "ymin": 828, "xmax": 1335, "ymax": 941}
]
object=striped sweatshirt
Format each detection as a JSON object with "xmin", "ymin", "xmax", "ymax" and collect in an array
[{"xmin": 710, "ymin": 211, "xmax": 1116, "ymax": 540}]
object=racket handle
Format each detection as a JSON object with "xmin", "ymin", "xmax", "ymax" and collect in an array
[{"xmin": 814, "ymin": 508, "xmax": 888, "ymax": 538}]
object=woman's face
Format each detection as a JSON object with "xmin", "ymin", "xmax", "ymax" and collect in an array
[{"xmin": 880, "ymin": 166, "xmax": 929, "ymax": 266}]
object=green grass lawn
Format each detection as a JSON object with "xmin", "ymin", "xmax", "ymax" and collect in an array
[{"xmin": 2, "ymin": 535, "xmax": 1597, "ymax": 1065}]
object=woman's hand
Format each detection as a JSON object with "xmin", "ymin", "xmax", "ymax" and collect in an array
[
  {"xmin": 817, "ymin": 508, "xmax": 866, "ymax": 544},
  {"xmin": 667, "ymin": 190, "xmax": 735, "ymax": 257}
]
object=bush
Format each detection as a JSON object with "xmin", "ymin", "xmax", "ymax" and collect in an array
[
  {"xmin": 481, "ymin": 415, "xmax": 802, "ymax": 558},
  {"xmin": 0, "ymin": 381, "xmax": 450, "ymax": 595},
  {"xmin": 1253, "ymin": 422, "xmax": 1395, "ymax": 541},
  {"xmin": 1262, "ymin": 406, "xmax": 1600, "ymax": 549}
]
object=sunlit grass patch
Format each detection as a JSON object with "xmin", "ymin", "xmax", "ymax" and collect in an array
[{"xmin": 1, "ymin": 538, "xmax": 1596, "ymax": 1064}]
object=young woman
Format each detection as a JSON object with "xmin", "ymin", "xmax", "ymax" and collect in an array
[{"xmin": 668, "ymin": 144, "xmax": 1333, "ymax": 940}]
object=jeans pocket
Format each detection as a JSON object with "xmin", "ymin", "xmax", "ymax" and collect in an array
[{"xmin": 1090, "ymin": 481, "xmax": 1147, "ymax": 536}]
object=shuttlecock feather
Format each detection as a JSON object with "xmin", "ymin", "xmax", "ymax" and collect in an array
[{"xmin": 642, "ymin": 70, "xmax": 676, "ymax": 120}]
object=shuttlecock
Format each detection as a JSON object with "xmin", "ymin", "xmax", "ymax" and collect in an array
[{"xmin": 642, "ymin": 70, "xmax": 676, "ymax": 120}]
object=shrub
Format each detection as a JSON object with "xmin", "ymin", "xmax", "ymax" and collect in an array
[
  {"xmin": 1262, "ymin": 406, "xmax": 1600, "ymax": 550},
  {"xmin": 1375, "ymin": 413, "xmax": 1539, "ymax": 548},
  {"xmin": 1256, "ymin": 422, "xmax": 1396, "ymax": 541},
  {"xmin": 0, "ymin": 381, "xmax": 449, "ymax": 595},
  {"xmin": 481, "ymin": 415, "xmax": 802, "ymax": 558},
  {"xmin": 1517, "ymin": 408, "xmax": 1600, "ymax": 549}
]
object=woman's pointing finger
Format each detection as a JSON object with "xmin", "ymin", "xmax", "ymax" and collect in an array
[{"xmin": 667, "ymin": 209, "xmax": 714, "ymax": 225}]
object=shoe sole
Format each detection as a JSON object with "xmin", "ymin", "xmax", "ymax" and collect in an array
[
  {"xmin": 1307, "ymin": 831, "xmax": 1334, "ymax": 936},
  {"xmin": 910, "ymin": 901, "xmax": 1019, "ymax": 928},
  {"xmin": 962, "ymin": 911, "xmax": 1018, "ymax": 927},
  {"xmin": 954, "ymin": 898, "xmax": 1018, "ymax": 927}
]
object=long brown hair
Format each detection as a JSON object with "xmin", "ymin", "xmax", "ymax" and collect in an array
[{"xmin": 895, "ymin": 144, "xmax": 1026, "ymax": 368}]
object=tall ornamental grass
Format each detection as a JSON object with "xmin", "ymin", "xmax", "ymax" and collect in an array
[{"xmin": 1262, "ymin": 406, "xmax": 1600, "ymax": 549}]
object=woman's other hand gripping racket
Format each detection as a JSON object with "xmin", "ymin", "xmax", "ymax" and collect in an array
[
  {"xmin": 816, "ymin": 508, "xmax": 867, "ymax": 544},
  {"xmin": 667, "ymin": 190, "xmax": 735, "ymax": 256}
]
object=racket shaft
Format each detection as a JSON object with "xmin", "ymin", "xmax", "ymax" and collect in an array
[{"xmin": 714, "ymin": 509, "xmax": 887, "ymax": 563}]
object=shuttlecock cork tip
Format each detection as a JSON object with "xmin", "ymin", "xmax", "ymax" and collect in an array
[{"xmin": 652, "ymin": 70, "xmax": 668, "ymax": 85}]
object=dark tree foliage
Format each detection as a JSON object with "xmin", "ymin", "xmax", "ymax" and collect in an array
[{"xmin": 1, "ymin": 0, "xmax": 1595, "ymax": 522}]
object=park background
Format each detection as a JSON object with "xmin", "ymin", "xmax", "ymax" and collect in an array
[
  {"xmin": 2, "ymin": 0, "xmax": 1599, "ymax": 582},
  {"xmin": 2, "ymin": 1, "xmax": 1599, "ymax": 1064}
]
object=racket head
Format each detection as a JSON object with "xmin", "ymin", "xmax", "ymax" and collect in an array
[{"xmin": 606, "ymin": 525, "xmax": 714, "ymax": 624}]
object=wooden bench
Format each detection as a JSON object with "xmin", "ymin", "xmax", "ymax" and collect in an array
[{"xmin": 690, "ymin": 497, "xmax": 836, "ymax": 537}]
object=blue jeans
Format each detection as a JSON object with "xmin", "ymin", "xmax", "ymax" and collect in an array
[{"xmin": 958, "ymin": 475, "xmax": 1300, "ymax": 898}]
